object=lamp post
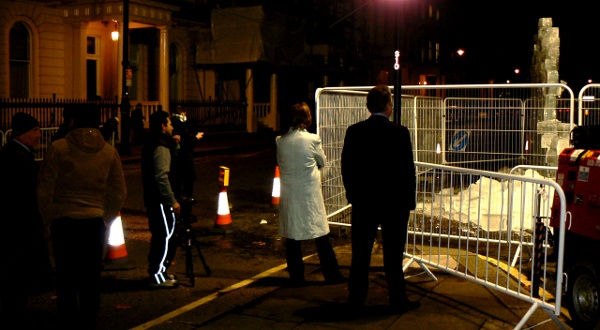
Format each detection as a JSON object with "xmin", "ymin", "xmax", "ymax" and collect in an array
[
  {"xmin": 392, "ymin": 3, "xmax": 401, "ymax": 124},
  {"xmin": 119, "ymin": 0, "xmax": 131, "ymax": 156}
]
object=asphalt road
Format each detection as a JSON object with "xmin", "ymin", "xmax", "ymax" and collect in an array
[{"xmin": 26, "ymin": 145, "xmax": 334, "ymax": 329}]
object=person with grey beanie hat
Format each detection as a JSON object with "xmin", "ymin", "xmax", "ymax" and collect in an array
[{"xmin": 11, "ymin": 112, "xmax": 40, "ymax": 138}]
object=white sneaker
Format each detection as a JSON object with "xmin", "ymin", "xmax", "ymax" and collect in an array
[{"xmin": 149, "ymin": 278, "xmax": 178, "ymax": 289}]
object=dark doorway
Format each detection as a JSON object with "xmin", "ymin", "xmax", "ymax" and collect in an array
[{"xmin": 87, "ymin": 59, "xmax": 98, "ymax": 100}]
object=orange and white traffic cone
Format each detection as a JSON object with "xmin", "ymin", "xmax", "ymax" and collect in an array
[
  {"xmin": 270, "ymin": 166, "xmax": 280, "ymax": 210},
  {"xmin": 103, "ymin": 213, "xmax": 135, "ymax": 270},
  {"xmin": 213, "ymin": 166, "xmax": 233, "ymax": 234}
]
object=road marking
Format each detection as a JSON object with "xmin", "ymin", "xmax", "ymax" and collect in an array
[
  {"xmin": 478, "ymin": 254, "xmax": 556, "ymax": 301},
  {"xmin": 130, "ymin": 254, "xmax": 315, "ymax": 329}
]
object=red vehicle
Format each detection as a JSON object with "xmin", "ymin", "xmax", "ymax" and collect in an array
[{"xmin": 552, "ymin": 147, "xmax": 600, "ymax": 329}]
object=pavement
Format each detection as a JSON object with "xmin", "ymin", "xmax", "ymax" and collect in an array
[
  {"xmin": 116, "ymin": 131, "xmax": 573, "ymax": 330},
  {"xmin": 126, "ymin": 241, "xmax": 573, "ymax": 330}
]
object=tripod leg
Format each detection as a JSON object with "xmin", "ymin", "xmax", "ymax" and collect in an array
[
  {"xmin": 189, "ymin": 230, "xmax": 212, "ymax": 276},
  {"xmin": 194, "ymin": 242, "xmax": 212, "ymax": 276},
  {"xmin": 185, "ymin": 234, "xmax": 195, "ymax": 287}
]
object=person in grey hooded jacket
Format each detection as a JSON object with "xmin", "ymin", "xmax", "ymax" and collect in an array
[{"xmin": 37, "ymin": 104, "xmax": 126, "ymax": 329}]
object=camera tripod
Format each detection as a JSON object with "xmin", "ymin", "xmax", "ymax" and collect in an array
[{"xmin": 175, "ymin": 197, "xmax": 211, "ymax": 286}]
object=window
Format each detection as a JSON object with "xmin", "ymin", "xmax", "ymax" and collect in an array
[
  {"xmin": 86, "ymin": 36, "xmax": 100, "ymax": 100},
  {"xmin": 9, "ymin": 22, "xmax": 31, "ymax": 98},
  {"xmin": 87, "ymin": 36, "xmax": 97, "ymax": 55}
]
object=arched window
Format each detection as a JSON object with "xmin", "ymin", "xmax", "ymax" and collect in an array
[{"xmin": 9, "ymin": 22, "xmax": 31, "ymax": 99}]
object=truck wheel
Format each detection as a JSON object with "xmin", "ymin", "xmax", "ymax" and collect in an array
[{"xmin": 567, "ymin": 263, "xmax": 600, "ymax": 329}]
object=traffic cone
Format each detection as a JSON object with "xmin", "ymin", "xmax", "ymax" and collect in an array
[
  {"xmin": 103, "ymin": 213, "xmax": 135, "ymax": 270},
  {"xmin": 270, "ymin": 166, "xmax": 280, "ymax": 210},
  {"xmin": 213, "ymin": 166, "xmax": 233, "ymax": 234}
]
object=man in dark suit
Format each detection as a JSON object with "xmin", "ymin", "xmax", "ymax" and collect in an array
[
  {"xmin": 341, "ymin": 85, "xmax": 420, "ymax": 313},
  {"xmin": 0, "ymin": 113, "xmax": 52, "ymax": 324}
]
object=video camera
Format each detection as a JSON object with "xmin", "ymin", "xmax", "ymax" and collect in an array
[{"xmin": 177, "ymin": 196, "xmax": 197, "ymax": 224}]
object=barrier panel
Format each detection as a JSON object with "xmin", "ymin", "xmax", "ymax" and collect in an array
[
  {"xmin": 578, "ymin": 84, "xmax": 600, "ymax": 126},
  {"xmin": 409, "ymin": 161, "xmax": 567, "ymax": 329},
  {"xmin": 316, "ymin": 83, "xmax": 575, "ymax": 227}
]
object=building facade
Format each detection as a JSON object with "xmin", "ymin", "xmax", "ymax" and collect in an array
[{"xmin": 0, "ymin": 0, "xmax": 456, "ymax": 132}]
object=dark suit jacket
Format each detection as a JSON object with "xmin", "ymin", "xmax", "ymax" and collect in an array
[
  {"xmin": 341, "ymin": 114, "xmax": 416, "ymax": 211},
  {"xmin": 0, "ymin": 140, "xmax": 52, "ymax": 287}
]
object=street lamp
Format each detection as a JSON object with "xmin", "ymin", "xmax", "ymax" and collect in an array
[
  {"xmin": 119, "ymin": 0, "xmax": 131, "ymax": 156},
  {"xmin": 393, "ymin": 3, "xmax": 401, "ymax": 124},
  {"xmin": 111, "ymin": 20, "xmax": 119, "ymax": 41}
]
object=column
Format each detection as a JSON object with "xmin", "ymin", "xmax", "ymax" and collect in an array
[
  {"xmin": 159, "ymin": 26, "xmax": 169, "ymax": 111},
  {"xmin": 72, "ymin": 22, "xmax": 88, "ymax": 99},
  {"xmin": 246, "ymin": 68, "xmax": 256, "ymax": 132},
  {"xmin": 269, "ymin": 73, "xmax": 279, "ymax": 131}
]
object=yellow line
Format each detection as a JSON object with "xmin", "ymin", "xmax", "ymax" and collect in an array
[
  {"xmin": 130, "ymin": 254, "xmax": 315, "ymax": 329},
  {"xmin": 478, "ymin": 255, "xmax": 556, "ymax": 300},
  {"xmin": 480, "ymin": 255, "xmax": 531, "ymax": 285}
]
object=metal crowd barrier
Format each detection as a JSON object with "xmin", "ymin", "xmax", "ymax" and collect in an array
[
  {"xmin": 408, "ymin": 161, "xmax": 567, "ymax": 329},
  {"xmin": 321, "ymin": 160, "xmax": 568, "ymax": 328}
]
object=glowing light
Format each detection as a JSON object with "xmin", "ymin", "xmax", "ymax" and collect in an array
[
  {"xmin": 111, "ymin": 20, "xmax": 119, "ymax": 41},
  {"xmin": 583, "ymin": 96, "xmax": 595, "ymax": 102}
]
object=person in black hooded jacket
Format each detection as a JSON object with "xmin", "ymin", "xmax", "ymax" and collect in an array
[{"xmin": 170, "ymin": 105, "xmax": 203, "ymax": 199}]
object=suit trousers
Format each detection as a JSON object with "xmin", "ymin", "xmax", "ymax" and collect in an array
[{"xmin": 348, "ymin": 204, "xmax": 410, "ymax": 306}]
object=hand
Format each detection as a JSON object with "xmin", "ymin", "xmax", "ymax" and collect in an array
[
  {"xmin": 172, "ymin": 135, "xmax": 181, "ymax": 143},
  {"xmin": 172, "ymin": 201, "xmax": 181, "ymax": 215},
  {"xmin": 196, "ymin": 132, "xmax": 204, "ymax": 140}
]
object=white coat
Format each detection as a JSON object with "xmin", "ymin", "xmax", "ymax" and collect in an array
[{"xmin": 276, "ymin": 128, "xmax": 329, "ymax": 240}]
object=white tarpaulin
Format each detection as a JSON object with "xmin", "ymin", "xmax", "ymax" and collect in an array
[
  {"xmin": 415, "ymin": 170, "xmax": 556, "ymax": 233},
  {"xmin": 195, "ymin": 6, "xmax": 306, "ymax": 66},
  {"xmin": 196, "ymin": 6, "xmax": 265, "ymax": 64}
]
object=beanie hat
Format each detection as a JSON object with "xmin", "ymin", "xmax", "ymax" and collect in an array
[{"xmin": 11, "ymin": 112, "xmax": 39, "ymax": 136}]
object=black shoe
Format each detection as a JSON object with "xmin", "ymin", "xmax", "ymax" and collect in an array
[
  {"xmin": 289, "ymin": 278, "xmax": 306, "ymax": 287},
  {"xmin": 324, "ymin": 275, "xmax": 348, "ymax": 285},
  {"xmin": 345, "ymin": 301, "xmax": 365, "ymax": 314},
  {"xmin": 388, "ymin": 300, "xmax": 421, "ymax": 314}
]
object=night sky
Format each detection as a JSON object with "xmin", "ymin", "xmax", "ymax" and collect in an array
[{"xmin": 446, "ymin": 1, "xmax": 600, "ymax": 92}]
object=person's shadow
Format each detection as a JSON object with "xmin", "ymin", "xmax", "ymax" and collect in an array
[{"xmin": 294, "ymin": 302, "xmax": 390, "ymax": 322}]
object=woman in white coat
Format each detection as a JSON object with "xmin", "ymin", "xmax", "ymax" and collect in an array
[{"xmin": 276, "ymin": 102, "xmax": 345, "ymax": 287}]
